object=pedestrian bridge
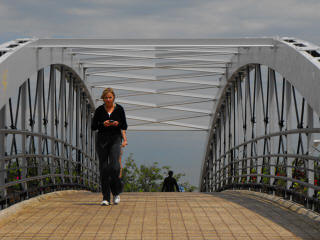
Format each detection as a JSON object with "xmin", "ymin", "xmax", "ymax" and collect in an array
[
  {"xmin": 0, "ymin": 191, "xmax": 319, "ymax": 239},
  {"xmin": 0, "ymin": 37, "xmax": 320, "ymax": 217}
]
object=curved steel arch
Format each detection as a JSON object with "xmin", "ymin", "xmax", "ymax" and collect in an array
[
  {"xmin": 1, "ymin": 37, "xmax": 320, "ymax": 210},
  {"xmin": 201, "ymin": 38, "xmax": 320, "ymax": 210},
  {"xmin": 230, "ymin": 38, "xmax": 320, "ymax": 114},
  {"xmin": 0, "ymin": 39, "xmax": 94, "ymax": 110},
  {"xmin": 0, "ymin": 39, "xmax": 99, "ymax": 208}
]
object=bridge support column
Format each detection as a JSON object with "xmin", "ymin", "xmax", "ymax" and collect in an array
[
  {"xmin": 60, "ymin": 66, "xmax": 66, "ymax": 184},
  {"xmin": 286, "ymin": 81, "xmax": 294, "ymax": 197},
  {"xmin": 37, "ymin": 69, "xmax": 44, "ymax": 188},
  {"xmin": 236, "ymin": 76, "xmax": 244, "ymax": 185},
  {"xmin": 255, "ymin": 65, "xmax": 264, "ymax": 184},
  {"xmin": 87, "ymin": 105, "xmax": 92, "ymax": 188},
  {"xmin": 81, "ymin": 93, "xmax": 87, "ymax": 186},
  {"xmin": 75, "ymin": 84, "xmax": 80, "ymax": 185},
  {"xmin": 307, "ymin": 104, "xmax": 314, "ymax": 201},
  {"xmin": 245, "ymin": 68, "xmax": 252, "ymax": 184},
  {"xmin": 20, "ymin": 81, "xmax": 28, "ymax": 192},
  {"xmin": 221, "ymin": 113, "xmax": 226, "ymax": 188},
  {"xmin": 49, "ymin": 65, "xmax": 56, "ymax": 185},
  {"xmin": 0, "ymin": 106, "xmax": 7, "ymax": 202},
  {"xmin": 268, "ymin": 69, "xmax": 277, "ymax": 188},
  {"xmin": 212, "ymin": 140, "xmax": 216, "ymax": 192},
  {"xmin": 68, "ymin": 75, "xmax": 74, "ymax": 184},
  {"xmin": 224, "ymin": 97, "xmax": 230, "ymax": 186},
  {"xmin": 217, "ymin": 123, "xmax": 222, "ymax": 190},
  {"xmin": 230, "ymin": 83, "xmax": 236, "ymax": 185},
  {"xmin": 208, "ymin": 143, "xmax": 213, "ymax": 192}
]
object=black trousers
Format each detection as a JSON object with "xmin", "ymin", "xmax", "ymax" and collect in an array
[{"xmin": 96, "ymin": 136, "xmax": 122, "ymax": 202}]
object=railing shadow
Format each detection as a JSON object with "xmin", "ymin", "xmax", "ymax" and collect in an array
[{"xmin": 207, "ymin": 190, "xmax": 320, "ymax": 240}]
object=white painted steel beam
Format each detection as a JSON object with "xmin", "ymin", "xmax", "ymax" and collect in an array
[
  {"xmin": 200, "ymin": 37, "xmax": 320, "ymax": 196},
  {"xmin": 2, "ymin": 38, "xmax": 320, "ymax": 202}
]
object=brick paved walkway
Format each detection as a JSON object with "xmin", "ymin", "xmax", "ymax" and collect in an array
[{"xmin": 0, "ymin": 191, "xmax": 319, "ymax": 239}]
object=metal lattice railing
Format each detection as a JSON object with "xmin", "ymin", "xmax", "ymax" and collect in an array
[
  {"xmin": 201, "ymin": 64, "xmax": 320, "ymax": 212},
  {"xmin": 1, "ymin": 37, "xmax": 320, "ymax": 212},
  {"xmin": 0, "ymin": 65, "xmax": 100, "ymax": 209}
]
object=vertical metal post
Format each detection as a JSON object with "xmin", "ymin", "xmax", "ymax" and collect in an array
[
  {"xmin": 285, "ymin": 81, "xmax": 294, "ymax": 192},
  {"xmin": 93, "ymin": 130, "xmax": 98, "ymax": 187},
  {"xmin": 87, "ymin": 106, "xmax": 92, "ymax": 188},
  {"xmin": 237, "ymin": 77, "xmax": 244, "ymax": 183},
  {"xmin": 218, "ymin": 118, "xmax": 223, "ymax": 189},
  {"xmin": 37, "ymin": 69, "xmax": 44, "ymax": 186},
  {"xmin": 307, "ymin": 104, "xmax": 314, "ymax": 198},
  {"xmin": 68, "ymin": 76, "xmax": 74, "ymax": 183},
  {"xmin": 81, "ymin": 93, "xmax": 86, "ymax": 184},
  {"xmin": 60, "ymin": 66, "xmax": 66, "ymax": 183},
  {"xmin": 205, "ymin": 159, "xmax": 209, "ymax": 192},
  {"xmin": 20, "ymin": 82, "xmax": 28, "ymax": 191},
  {"xmin": 0, "ymin": 106, "xmax": 7, "ymax": 200},
  {"xmin": 212, "ymin": 139, "xmax": 216, "ymax": 191},
  {"xmin": 230, "ymin": 83, "xmax": 235, "ymax": 184},
  {"xmin": 207, "ymin": 146, "xmax": 212, "ymax": 191},
  {"xmin": 50, "ymin": 65, "xmax": 56, "ymax": 184},
  {"xmin": 255, "ymin": 65, "xmax": 264, "ymax": 184},
  {"xmin": 84, "ymin": 102, "xmax": 89, "ymax": 186},
  {"xmin": 216, "ymin": 128, "xmax": 219, "ymax": 190},
  {"xmin": 268, "ymin": 69, "xmax": 277, "ymax": 186},
  {"xmin": 245, "ymin": 71, "xmax": 252, "ymax": 182},
  {"xmin": 76, "ymin": 85, "xmax": 80, "ymax": 184},
  {"xmin": 224, "ymin": 99, "xmax": 229, "ymax": 185}
]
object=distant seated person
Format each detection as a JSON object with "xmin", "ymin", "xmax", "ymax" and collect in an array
[{"xmin": 162, "ymin": 170, "xmax": 180, "ymax": 192}]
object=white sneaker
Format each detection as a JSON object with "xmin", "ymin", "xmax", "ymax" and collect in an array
[
  {"xmin": 114, "ymin": 195, "xmax": 120, "ymax": 204},
  {"xmin": 101, "ymin": 200, "xmax": 109, "ymax": 206}
]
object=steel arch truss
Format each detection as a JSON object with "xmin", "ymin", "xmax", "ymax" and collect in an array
[
  {"xmin": 201, "ymin": 47, "xmax": 320, "ymax": 209},
  {"xmin": 0, "ymin": 64, "xmax": 98, "ymax": 207},
  {"xmin": 1, "ymin": 37, "xmax": 320, "ymax": 210},
  {"xmin": 23, "ymin": 38, "xmax": 277, "ymax": 132}
]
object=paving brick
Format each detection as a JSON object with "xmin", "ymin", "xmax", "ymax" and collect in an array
[{"xmin": 0, "ymin": 191, "xmax": 320, "ymax": 239}]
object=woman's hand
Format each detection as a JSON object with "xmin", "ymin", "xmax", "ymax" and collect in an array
[
  {"xmin": 103, "ymin": 120, "xmax": 111, "ymax": 127},
  {"xmin": 112, "ymin": 121, "xmax": 119, "ymax": 126},
  {"xmin": 121, "ymin": 140, "xmax": 128, "ymax": 148},
  {"xmin": 103, "ymin": 120, "xmax": 119, "ymax": 127}
]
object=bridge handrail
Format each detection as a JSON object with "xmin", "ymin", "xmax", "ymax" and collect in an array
[
  {"xmin": 0, "ymin": 174, "xmax": 98, "ymax": 190},
  {"xmin": 210, "ymin": 128, "xmax": 320, "ymax": 164},
  {"xmin": 215, "ymin": 171, "xmax": 320, "ymax": 191},
  {"xmin": 0, "ymin": 153, "xmax": 99, "ymax": 175},
  {"xmin": 0, "ymin": 128, "xmax": 100, "ymax": 207},
  {"xmin": 206, "ymin": 127, "xmax": 320, "ymax": 201},
  {"xmin": 0, "ymin": 129, "xmax": 96, "ymax": 163}
]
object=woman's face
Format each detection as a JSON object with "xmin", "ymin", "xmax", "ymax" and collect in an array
[{"xmin": 103, "ymin": 92, "xmax": 114, "ymax": 106}]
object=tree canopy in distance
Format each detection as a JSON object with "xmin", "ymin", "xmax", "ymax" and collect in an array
[{"xmin": 122, "ymin": 154, "xmax": 197, "ymax": 192}]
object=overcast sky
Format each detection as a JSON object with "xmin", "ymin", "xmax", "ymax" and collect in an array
[
  {"xmin": 1, "ymin": 0, "xmax": 320, "ymax": 43},
  {"xmin": 1, "ymin": 0, "xmax": 320, "ymax": 187}
]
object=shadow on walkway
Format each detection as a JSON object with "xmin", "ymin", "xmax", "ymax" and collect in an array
[{"xmin": 208, "ymin": 191, "xmax": 320, "ymax": 240}]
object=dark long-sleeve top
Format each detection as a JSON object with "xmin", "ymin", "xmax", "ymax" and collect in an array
[
  {"xmin": 91, "ymin": 104, "xmax": 128, "ymax": 143},
  {"xmin": 162, "ymin": 176, "xmax": 180, "ymax": 192}
]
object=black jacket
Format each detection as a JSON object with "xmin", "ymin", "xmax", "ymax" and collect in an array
[
  {"xmin": 162, "ymin": 176, "xmax": 180, "ymax": 192},
  {"xmin": 91, "ymin": 104, "xmax": 128, "ymax": 143}
]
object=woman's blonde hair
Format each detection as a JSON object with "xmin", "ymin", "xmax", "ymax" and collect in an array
[{"xmin": 101, "ymin": 88, "xmax": 116, "ymax": 99}]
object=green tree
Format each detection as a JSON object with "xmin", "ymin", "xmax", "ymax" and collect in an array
[
  {"xmin": 138, "ymin": 162, "xmax": 164, "ymax": 192},
  {"xmin": 122, "ymin": 153, "xmax": 140, "ymax": 192},
  {"xmin": 122, "ymin": 154, "xmax": 197, "ymax": 192}
]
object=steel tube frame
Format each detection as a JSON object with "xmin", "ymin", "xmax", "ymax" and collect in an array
[
  {"xmin": 1, "ymin": 37, "xmax": 320, "ymax": 211},
  {"xmin": 202, "ymin": 53, "xmax": 320, "ymax": 211}
]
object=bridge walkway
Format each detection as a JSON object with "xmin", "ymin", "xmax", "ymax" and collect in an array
[{"xmin": 0, "ymin": 191, "xmax": 319, "ymax": 239}]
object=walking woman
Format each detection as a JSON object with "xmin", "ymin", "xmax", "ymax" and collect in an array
[{"xmin": 91, "ymin": 88, "xmax": 128, "ymax": 206}]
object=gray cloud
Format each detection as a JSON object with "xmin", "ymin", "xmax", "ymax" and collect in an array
[{"xmin": 1, "ymin": 0, "xmax": 319, "ymax": 44}]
